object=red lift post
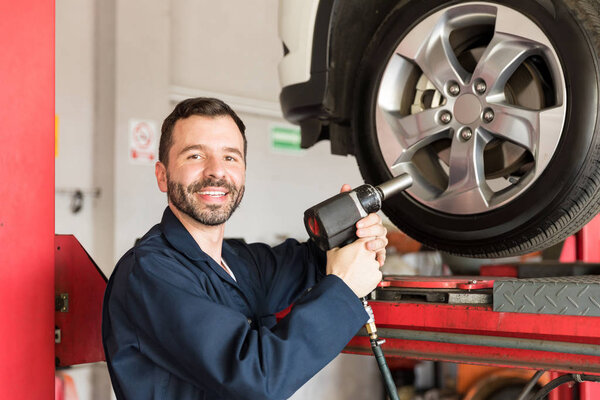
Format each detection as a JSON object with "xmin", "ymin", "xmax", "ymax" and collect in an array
[{"xmin": 0, "ymin": 1, "xmax": 55, "ymax": 398}]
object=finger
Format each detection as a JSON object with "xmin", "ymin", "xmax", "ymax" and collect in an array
[
  {"xmin": 376, "ymin": 250, "xmax": 386, "ymax": 267},
  {"xmin": 356, "ymin": 213, "xmax": 381, "ymax": 229},
  {"xmin": 365, "ymin": 236, "xmax": 388, "ymax": 252},
  {"xmin": 339, "ymin": 184, "xmax": 352, "ymax": 193},
  {"xmin": 357, "ymin": 224, "xmax": 387, "ymax": 239}
]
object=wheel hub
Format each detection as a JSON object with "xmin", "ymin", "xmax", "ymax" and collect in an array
[{"xmin": 454, "ymin": 93, "xmax": 482, "ymax": 125}]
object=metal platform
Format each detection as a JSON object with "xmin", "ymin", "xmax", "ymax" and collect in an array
[
  {"xmin": 493, "ymin": 275, "xmax": 600, "ymax": 317},
  {"xmin": 374, "ymin": 276, "xmax": 494, "ymax": 304}
]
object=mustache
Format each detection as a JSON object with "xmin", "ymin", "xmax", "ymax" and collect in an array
[{"xmin": 187, "ymin": 178, "xmax": 238, "ymax": 194}]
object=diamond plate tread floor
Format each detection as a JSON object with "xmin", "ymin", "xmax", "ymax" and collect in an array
[{"xmin": 493, "ymin": 275, "xmax": 600, "ymax": 316}]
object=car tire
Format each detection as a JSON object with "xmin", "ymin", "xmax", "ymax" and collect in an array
[{"xmin": 352, "ymin": 0, "xmax": 600, "ymax": 257}]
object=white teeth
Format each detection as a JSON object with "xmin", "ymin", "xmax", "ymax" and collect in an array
[{"xmin": 199, "ymin": 191, "xmax": 226, "ymax": 197}]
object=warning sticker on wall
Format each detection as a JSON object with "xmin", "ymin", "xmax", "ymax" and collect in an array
[{"xmin": 129, "ymin": 119, "xmax": 158, "ymax": 165}]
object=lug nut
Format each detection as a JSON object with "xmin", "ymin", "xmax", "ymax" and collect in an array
[
  {"xmin": 439, "ymin": 111, "xmax": 452, "ymax": 124},
  {"xmin": 483, "ymin": 109, "xmax": 495, "ymax": 123},
  {"xmin": 448, "ymin": 83, "xmax": 460, "ymax": 96},
  {"xmin": 475, "ymin": 80, "xmax": 487, "ymax": 94},
  {"xmin": 460, "ymin": 127, "xmax": 473, "ymax": 141}
]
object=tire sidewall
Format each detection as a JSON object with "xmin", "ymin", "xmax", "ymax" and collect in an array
[{"xmin": 353, "ymin": 0, "xmax": 600, "ymax": 253}]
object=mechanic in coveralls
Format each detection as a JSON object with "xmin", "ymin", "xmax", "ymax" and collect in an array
[{"xmin": 102, "ymin": 97, "xmax": 387, "ymax": 400}]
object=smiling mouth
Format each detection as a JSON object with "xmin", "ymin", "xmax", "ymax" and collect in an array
[{"xmin": 198, "ymin": 190, "xmax": 227, "ymax": 197}]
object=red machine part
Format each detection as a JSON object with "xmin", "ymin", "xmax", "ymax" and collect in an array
[
  {"xmin": 347, "ymin": 300, "xmax": 600, "ymax": 373},
  {"xmin": 557, "ymin": 216, "xmax": 600, "ymax": 400},
  {"xmin": 0, "ymin": 1, "xmax": 54, "ymax": 398},
  {"xmin": 561, "ymin": 213, "xmax": 600, "ymax": 263},
  {"xmin": 379, "ymin": 276, "xmax": 495, "ymax": 290},
  {"xmin": 476, "ymin": 216, "xmax": 600, "ymax": 398},
  {"xmin": 580, "ymin": 375, "xmax": 600, "ymax": 400},
  {"xmin": 55, "ymin": 235, "xmax": 107, "ymax": 367}
]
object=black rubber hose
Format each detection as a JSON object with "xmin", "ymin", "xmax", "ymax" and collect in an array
[
  {"xmin": 370, "ymin": 340, "xmax": 399, "ymax": 400},
  {"xmin": 532, "ymin": 374, "xmax": 600, "ymax": 400},
  {"xmin": 516, "ymin": 370, "xmax": 545, "ymax": 400}
]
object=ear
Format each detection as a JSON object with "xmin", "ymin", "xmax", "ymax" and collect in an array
[{"xmin": 155, "ymin": 161, "xmax": 168, "ymax": 193}]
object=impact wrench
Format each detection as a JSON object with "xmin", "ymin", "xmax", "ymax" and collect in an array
[{"xmin": 303, "ymin": 174, "xmax": 413, "ymax": 400}]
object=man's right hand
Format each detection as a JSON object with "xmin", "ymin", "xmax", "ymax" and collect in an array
[{"xmin": 325, "ymin": 238, "xmax": 382, "ymax": 298}]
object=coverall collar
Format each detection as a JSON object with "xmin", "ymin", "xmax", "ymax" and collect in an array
[{"xmin": 159, "ymin": 207, "xmax": 239, "ymax": 281}]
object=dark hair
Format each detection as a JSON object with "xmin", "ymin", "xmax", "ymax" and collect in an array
[{"xmin": 159, "ymin": 97, "xmax": 247, "ymax": 166}]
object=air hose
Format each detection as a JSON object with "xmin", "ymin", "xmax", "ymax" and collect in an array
[
  {"xmin": 532, "ymin": 373, "xmax": 600, "ymax": 400},
  {"xmin": 362, "ymin": 299, "xmax": 399, "ymax": 400}
]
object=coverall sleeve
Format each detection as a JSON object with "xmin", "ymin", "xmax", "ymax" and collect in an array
[
  {"xmin": 126, "ymin": 252, "xmax": 368, "ymax": 400},
  {"xmin": 239, "ymin": 238, "xmax": 329, "ymax": 313}
]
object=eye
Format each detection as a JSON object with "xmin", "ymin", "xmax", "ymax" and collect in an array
[
  {"xmin": 188, "ymin": 154, "xmax": 202, "ymax": 160},
  {"xmin": 224, "ymin": 155, "xmax": 239, "ymax": 162}
]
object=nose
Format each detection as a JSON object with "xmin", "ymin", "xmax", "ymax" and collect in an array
[{"xmin": 204, "ymin": 156, "xmax": 226, "ymax": 179}]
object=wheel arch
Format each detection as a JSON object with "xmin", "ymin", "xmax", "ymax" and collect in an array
[
  {"xmin": 281, "ymin": 0, "xmax": 400, "ymax": 154},
  {"xmin": 326, "ymin": 0, "xmax": 400, "ymax": 155}
]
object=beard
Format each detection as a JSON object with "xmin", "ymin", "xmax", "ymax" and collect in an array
[{"xmin": 167, "ymin": 175, "xmax": 245, "ymax": 226}]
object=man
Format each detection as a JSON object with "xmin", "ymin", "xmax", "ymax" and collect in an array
[{"xmin": 102, "ymin": 97, "xmax": 387, "ymax": 400}]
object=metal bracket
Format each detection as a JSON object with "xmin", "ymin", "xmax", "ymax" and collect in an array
[{"xmin": 55, "ymin": 293, "xmax": 69, "ymax": 312}]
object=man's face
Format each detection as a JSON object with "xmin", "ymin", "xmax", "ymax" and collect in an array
[{"xmin": 156, "ymin": 115, "xmax": 246, "ymax": 226}]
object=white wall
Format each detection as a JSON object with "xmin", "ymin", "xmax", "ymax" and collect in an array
[
  {"xmin": 111, "ymin": 0, "xmax": 172, "ymax": 264},
  {"xmin": 55, "ymin": 0, "xmax": 96, "ymax": 255},
  {"xmin": 56, "ymin": 0, "xmax": 384, "ymax": 399},
  {"xmin": 170, "ymin": 0, "xmax": 282, "ymax": 102}
]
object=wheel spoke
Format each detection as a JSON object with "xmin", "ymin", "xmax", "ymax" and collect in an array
[
  {"xmin": 536, "ymin": 106, "xmax": 566, "ymax": 175},
  {"xmin": 483, "ymin": 104, "xmax": 541, "ymax": 155},
  {"xmin": 395, "ymin": 14, "xmax": 469, "ymax": 91},
  {"xmin": 473, "ymin": 32, "xmax": 543, "ymax": 96},
  {"xmin": 429, "ymin": 131, "xmax": 493, "ymax": 212},
  {"xmin": 393, "ymin": 108, "xmax": 451, "ymax": 151}
]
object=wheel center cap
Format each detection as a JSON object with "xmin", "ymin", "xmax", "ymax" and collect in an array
[{"xmin": 454, "ymin": 94, "xmax": 482, "ymax": 125}]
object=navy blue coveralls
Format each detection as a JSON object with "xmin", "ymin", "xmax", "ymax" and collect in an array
[{"xmin": 102, "ymin": 207, "xmax": 369, "ymax": 400}]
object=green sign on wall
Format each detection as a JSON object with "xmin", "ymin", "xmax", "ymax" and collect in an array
[{"xmin": 270, "ymin": 124, "xmax": 302, "ymax": 152}]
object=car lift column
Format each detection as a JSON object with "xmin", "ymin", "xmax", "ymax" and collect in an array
[{"xmin": 0, "ymin": 1, "xmax": 55, "ymax": 398}]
